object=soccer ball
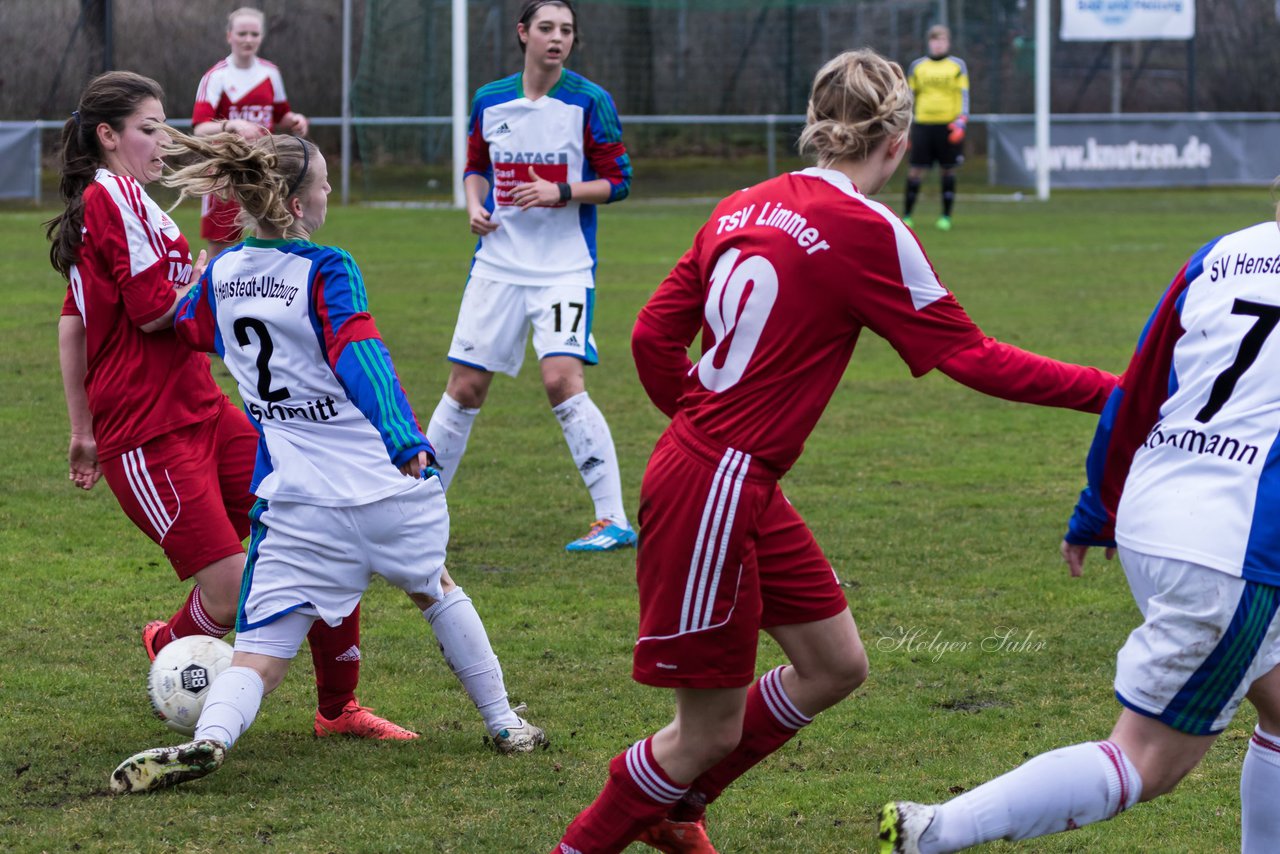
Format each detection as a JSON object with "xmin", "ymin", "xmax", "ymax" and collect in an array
[{"xmin": 147, "ymin": 635, "xmax": 233, "ymax": 736}]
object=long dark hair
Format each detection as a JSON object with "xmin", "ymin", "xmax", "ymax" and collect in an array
[
  {"xmin": 45, "ymin": 71, "xmax": 164, "ymax": 280},
  {"xmin": 517, "ymin": 0, "xmax": 580, "ymax": 53}
]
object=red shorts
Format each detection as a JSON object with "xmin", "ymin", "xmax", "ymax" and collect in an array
[
  {"xmin": 100, "ymin": 399, "xmax": 258, "ymax": 579},
  {"xmin": 200, "ymin": 194, "xmax": 244, "ymax": 243},
  {"xmin": 632, "ymin": 417, "xmax": 849, "ymax": 689}
]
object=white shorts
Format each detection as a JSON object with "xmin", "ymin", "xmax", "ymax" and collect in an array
[
  {"xmin": 446, "ymin": 277, "xmax": 598, "ymax": 377},
  {"xmin": 1115, "ymin": 546, "xmax": 1280, "ymax": 735},
  {"xmin": 235, "ymin": 610, "xmax": 318, "ymax": 659},
  {"xmin": 236, "ymin": 476, "xmax": 448, "ymax": 641}
]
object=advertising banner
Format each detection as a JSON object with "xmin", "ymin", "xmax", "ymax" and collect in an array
[
  {"xmin": 0, "ymin": 123, "xmax": 39, "ymax": 200},
  {"xmin": 988, "ymin": 115, "xmax": 1280, "ymax": 188},
  {"xmin": 1061, "ymin": 0, "xmax": 1195, "ymax": 41}
]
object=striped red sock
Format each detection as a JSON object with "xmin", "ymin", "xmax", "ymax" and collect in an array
[
  {"xmin": 670, "ymin": 666, "xmax": 811, "ymax": 821},
  {"xmin": 158, "ymin": 585, "xmax": 232, "ymax": 652},
  {"xmin": 558, "ymin": 738, "xmax": 688, "ymax": 854}
]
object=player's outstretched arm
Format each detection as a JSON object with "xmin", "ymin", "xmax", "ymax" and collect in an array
[{"xmin": 938, "ymin": 337, "xmax": 1118, "ymax": 413}]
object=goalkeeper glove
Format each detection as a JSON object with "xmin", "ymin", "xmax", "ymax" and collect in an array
[{"xmin": 947, "ymin": 117, "xmax": 967, "ymax": 144}]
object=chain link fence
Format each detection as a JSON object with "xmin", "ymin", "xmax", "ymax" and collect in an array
[{"xmin": 4, "ymin": 0, "xmax": 1280, "ymax": 201}]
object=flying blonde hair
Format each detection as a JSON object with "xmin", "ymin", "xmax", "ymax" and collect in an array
[{"xmin": 162, "ymin": 126, "xmax": 318, "ymax": 239}]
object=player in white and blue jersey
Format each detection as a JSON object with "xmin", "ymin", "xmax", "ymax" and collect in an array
[
  {"xmin": 426, "ymin": 0, "xmax": 637, "ymax": 553},
  {"xmin": 881, "ymin": 214, "xmax": 1280, "ymax": 852},
  {"xmin": 111, "ymin": 131, "xmax": 546, "ymax": 794}
]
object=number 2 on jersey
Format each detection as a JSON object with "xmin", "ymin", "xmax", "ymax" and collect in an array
[
  {"xmin": 233, "ymin": 317, "xmax": 291, "ymax": 403},
  {"xmin": 695, "ymin": 248, "xmax": 778, "ymax": 392}
]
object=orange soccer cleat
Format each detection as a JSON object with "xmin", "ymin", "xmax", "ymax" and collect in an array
[
  {"xmin": 313, "ymin": 700, "xmax": 419, "ymax": 740},
  {"xmin": 635, "ymin": 817, "xmax": 719, "ymax": 854}
]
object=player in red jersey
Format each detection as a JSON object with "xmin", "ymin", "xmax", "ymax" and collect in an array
[
  {"xmin": 51, "ymin": 71, "xmax": 412, "ymax": 741},
  {"xmin": 192, "ymin": 6, "xmax": 309, "ymax": 257},
  {"xmin": 552, "ymin": 49, "xmax": 1118, "ymax": 854}
]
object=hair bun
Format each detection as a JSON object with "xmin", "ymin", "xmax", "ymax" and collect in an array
[{"xmin": 798, "ymin": 49, "xmax": 911, "ymax": 167}]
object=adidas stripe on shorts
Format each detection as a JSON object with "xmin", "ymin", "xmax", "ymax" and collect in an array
[
  {"xmin": 632, "ymin": 416, "xmax": 849, "ymax": 689},
  {"xmin": 1114, "ymin": 545, "xmax": 1280, "ymax": 736}
]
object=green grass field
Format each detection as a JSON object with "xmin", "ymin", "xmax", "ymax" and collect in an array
[{"xmin": 1, "ymin": 183, "xmax": 1274, "ymax": 853}]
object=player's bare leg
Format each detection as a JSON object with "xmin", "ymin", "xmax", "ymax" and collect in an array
[
  {"xmin": 1107, "ymin": 709, "xmax": 1216, "ymax": 801},
  {"xmin": 444, "ymin": 361, "xmax": 494, "ymax": 409},
  {"xmin": 767, "ymin": 610, "xmax": 868, "ymax": 715}
]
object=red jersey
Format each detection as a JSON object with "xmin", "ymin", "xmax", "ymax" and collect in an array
[
  {"xmin": 634, "ymin": 167, "xmax": 987, "ymax": 474},
  {"xmin": 192, "ymin": 56, "xmax": 291, "ymax": 130},
  {"xmin": 61, "ymin": 169, "xmax": 224, "ymax": 459}
]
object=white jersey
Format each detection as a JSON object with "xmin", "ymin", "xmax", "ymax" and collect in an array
[
  {"xmin": 175, "ymin": 238, "xmax": 432, "ymax": 507},
  {"xmin": 464, "ymin": 70, "xmax": 631, "ymax": 287},
  {"xmin": 1112, "ymin": 222, "xmax": 1280, "ymax": 583}
]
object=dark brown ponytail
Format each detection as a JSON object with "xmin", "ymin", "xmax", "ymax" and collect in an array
[{"xmin": 45, "ymin": 71, "xmax": 164, "ymax": 280}]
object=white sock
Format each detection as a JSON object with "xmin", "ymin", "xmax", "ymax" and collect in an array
[
  {"xmin": 552, "ymin": 391, "xmax": 628, "ymax": 528},
  {"xmin": 921, "ymin": 740, "xmax": 1142, "ymax": 852},
  {"xmin": 426, "ymin": 393, "xmax": 479, "ymax": 492},
  {"xmin": 423, "ymin": 587, "xmax": 519, "ymax": 735},
  {"xmin": 1242, "ymin": 726, "xmax": 1280, "ymax": 853},
  {"xmin": 194, "ymin": 666, "xmax": 265, "ymax": 751}
]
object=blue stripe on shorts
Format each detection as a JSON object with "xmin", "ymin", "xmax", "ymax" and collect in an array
[
  {"xmin": 1161, "ymin": 581, "xmax": 1279, "ymax": 735},
  {"xmin": 236, "ymin": 497, "xmax": 311, "ymax": 633}
]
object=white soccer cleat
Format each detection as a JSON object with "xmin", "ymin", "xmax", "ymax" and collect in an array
[
  {"xmin": 109, "ymin": 739, "xmax": 226, "ymax": 794},
  {"xmin": 491, "ymin": 704, "xmax": 549, "ymax": 754},
  {"xmin": 878, "ymin": 801, "xmax": 937, "ymax": 854}
]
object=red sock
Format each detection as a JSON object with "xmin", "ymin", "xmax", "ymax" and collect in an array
[
  {"xmin": 558, "ymin": 738, "xmax": 688, "ymax": 854},
  {"xmin": 309, "ymin": 603, "xmax": 362, "ymax": 719},
  {"xmin": 670, "ymin": 666, "xmax": 811, "ymax": 822},
  {"xmin": 155, "ymin": 586, "xmax": 232, "ymax": 653}
]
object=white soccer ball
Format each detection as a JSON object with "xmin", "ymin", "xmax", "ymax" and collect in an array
[{"xmin": 147, "ymin": 635, "xmax": 233, "ymax": 736}]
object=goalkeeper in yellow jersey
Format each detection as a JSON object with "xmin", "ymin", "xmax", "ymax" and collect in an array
[{"xmin": 903, "ymin": 25, "xmax": 969, "ymax": 231}]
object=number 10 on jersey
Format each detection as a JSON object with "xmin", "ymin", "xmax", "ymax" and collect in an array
[{"xmin": 695, "ymin": 248, "xmax": 778, "ymax": 393}]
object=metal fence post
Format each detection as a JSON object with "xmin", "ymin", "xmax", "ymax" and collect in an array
[
  {"xmin": 33, "ymin": 123, "xmax": 42, "ymax": 205},
  {"xmin": 766, "ymin": 114, "xmax": 777, "ymax": 177}
]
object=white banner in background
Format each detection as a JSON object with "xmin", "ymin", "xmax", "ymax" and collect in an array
[{"xmin": 1061, "ymin": 0, "xmax": 1195, "ymax": 41}]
